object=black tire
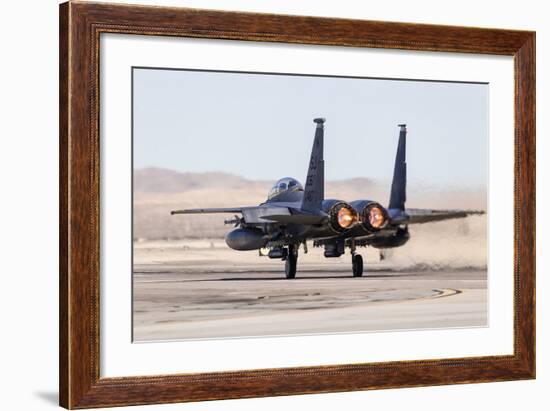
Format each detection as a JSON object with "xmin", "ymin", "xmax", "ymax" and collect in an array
[
  {"xmin": 285, "ymin": 246, "xmax": 298, "ymax": 279},
  {"xmin": 352, "ymin": 254, "xmax": 363, "ymax": 277}
]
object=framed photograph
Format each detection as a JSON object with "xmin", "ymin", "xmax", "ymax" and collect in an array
[{"xmin": 59, "ymin": 2, "xmax": 535, "ymax": 408}]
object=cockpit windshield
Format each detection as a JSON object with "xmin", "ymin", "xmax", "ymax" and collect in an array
[{"xmin": 267, "ymin": 177, "xmax": 304, "ymax": 200}]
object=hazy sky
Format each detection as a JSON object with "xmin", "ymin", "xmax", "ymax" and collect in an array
[{"xmin": 133, "ymin": 68, "xmax": 488, "ymax": 188}]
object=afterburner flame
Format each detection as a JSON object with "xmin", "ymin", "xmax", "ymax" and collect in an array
[
  {"xmin": 368, "ymin": 206, "xmax": 387, "ymax": 229},
  {"xmin": 337, "ymin": 207, "xmax": 357, "ymax": 228}
]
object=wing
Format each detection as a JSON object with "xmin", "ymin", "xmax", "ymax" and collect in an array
[
  {"xmin": 171, "ymin": 206, "xmax": 273, "ymax": 225},
  {"xmin": 171, "ymin": 206, "xmax": 326, "ymax": 225},
  {"xmin": 171, "ymin": 207, "xmax": 248, "ymax": 215},
  {"xmin": 401, "ymin": 208, "xmax": 485, "ymax": 224}
]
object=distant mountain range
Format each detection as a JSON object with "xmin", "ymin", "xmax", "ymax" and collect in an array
[
  {"xmin": 134, "ymin": 168, "xmax": 260, "ymax": 193},
  {"xmin": 134, "ymin": 167, "xmax": 377, "ymax": 194}
]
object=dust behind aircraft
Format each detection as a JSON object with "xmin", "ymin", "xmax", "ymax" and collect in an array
[{"xmin": 171, "ymin": 118, "xmax": 483, "ymax": 278}]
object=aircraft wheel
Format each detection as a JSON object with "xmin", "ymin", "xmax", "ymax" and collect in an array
[
  {"xmin": 352, "ymin": 254, "xmax": 363, "ymax": 277},
  {"xmin": 285, "ymin": 245, "xmax": 297, "ymax": 279}
]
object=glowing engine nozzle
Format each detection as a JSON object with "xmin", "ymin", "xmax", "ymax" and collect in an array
[
  {"xmin": 327, "ymin": 201, "xmax": 358, "ymax": 233},
  {"xmin": 368, "ymin": 206, "xmax": 387, "ymax": 229},
  {"xmin": 337, "ymin": 206, "xmax": 356, "ymax": 228},
  {"xmin": 355, "ymin": 202, "xmax": 389, "ymax": 232}
]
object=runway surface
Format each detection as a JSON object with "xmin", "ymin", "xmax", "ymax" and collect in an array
[{"xmin": 133, "ymin": 241, "xmax": 487, "ymax": 341}]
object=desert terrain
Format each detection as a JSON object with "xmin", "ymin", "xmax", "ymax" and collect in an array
[{"xmin": 133, "ymin": 168, "xmax": 487, "ymax": 341}]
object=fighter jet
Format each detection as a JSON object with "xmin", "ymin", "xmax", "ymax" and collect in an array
[{"xmin": 171, "ymin": 118, "xmax": 483, "ymax": 279}]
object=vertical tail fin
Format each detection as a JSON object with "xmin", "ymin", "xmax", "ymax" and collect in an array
[
  {"xmin": 301, "ymin": 118, "xmax": 325, "ymax": 212},
  {"xmin": 388, "ymin": 124, "xmax": 407, "ymax": 211}
]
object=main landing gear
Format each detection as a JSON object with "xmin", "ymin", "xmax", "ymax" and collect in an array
[
  {"xmin": 352, "ymin": 253, "xmax": 364, "ymax": 277},
  {"xmin": 265, "ymin": 244, "xmax": 299, "ymax": 279},
  {"xmin": 349, "ymin": 240, "xmax": 363, "ymax": 277},
  {"xmin": 284, "ymin": 244, "xmax": 298, "ymax": 279},
  {"xmin": 273, "ymin": 241, "xmax": 365, "ymax": 279}
]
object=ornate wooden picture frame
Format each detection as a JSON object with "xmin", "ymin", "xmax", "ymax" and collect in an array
[{"xmin": 59, "ymin": 1, "xmax": 535, "ymax": 408}]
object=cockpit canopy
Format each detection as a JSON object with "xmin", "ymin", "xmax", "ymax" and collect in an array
[{"xmin": 267, "ymin": 177, "xmax": 304, "ymax": 200}]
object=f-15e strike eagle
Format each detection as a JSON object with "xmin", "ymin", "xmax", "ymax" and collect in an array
[{"xmin": 171, "ymin": 118, "xmax": 483, "ymax": 279}]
